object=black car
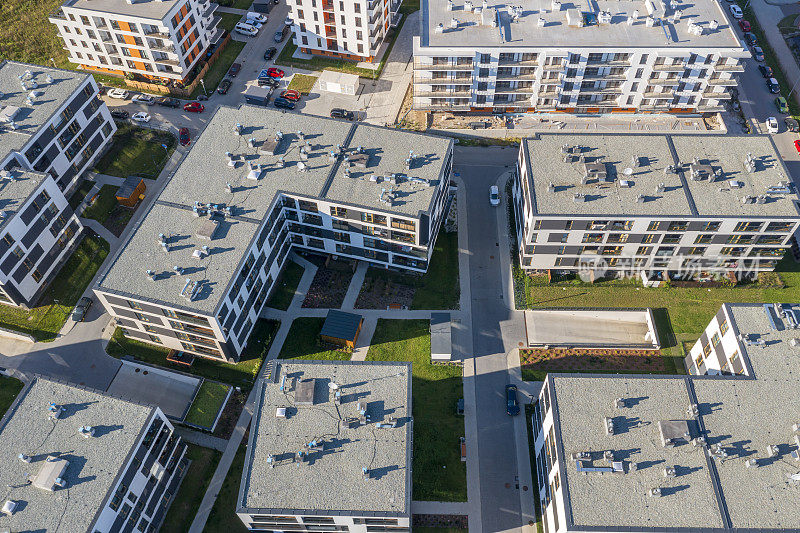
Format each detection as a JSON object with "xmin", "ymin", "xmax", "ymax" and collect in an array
[
  {"xmin": 330, "ymin": 108, "xmax": 355, "ymax": 120},
  {"xmin": 218, "ymin": 79, "xmax": 232, "ymax": 94},
  {"xmin": 258, "ymin": 76, "xmax": 279, "ymax": 88},
  {"xmin": 264, "ymin": 47, "xmax": 277, "ymax": 60},
  {"xmin": 228, "ymin": 62, "xmax": 242, "ymax": 77},
  {"xmin": 157, "ymin": 96, "xmax": 180, "ymax": 108},
  {"xmin": 505, "ymin": 384, "xmax": 520, "ymax": 416},
  {"xmin": 767, "ymin": 77, "xmax": 780, "ymax": 94},
  {"xmin": 744, "ymin": 32, "xmax": 757, "ymax": 46},
  {"xmin": 758, "ymin": 65, "xmax": 773, "ymax": 78},
  {"xmin": 110, "ymin": 109, "xmax": 129, "ymax": 119},
  {"xmin": 274, "ymin": 97, "xmax": 295, "ymax": 109},
  {"xmin": 786, "ymin": 117, "xmax": 799, "ymax": 133},
  {"xmin": 71, "ymin": 296, "xmax": 93, "ymax": 322}
]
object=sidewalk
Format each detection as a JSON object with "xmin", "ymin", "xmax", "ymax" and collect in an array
[
  {"xmin": 175, "ymin": 426, "xmax": 228, "ymax": 452},
  {"xmin": 350, "ymin": 315, "xmax": 377, "ymax": 361},
  {"xmin": 750, "ymin": 0, "xmax": 800, "ymax": 108},
  {"xmin": 342, "ymin": 261, "xmax": 368, "ymax": 309}
]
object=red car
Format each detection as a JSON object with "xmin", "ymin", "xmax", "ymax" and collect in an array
[
  {"xmin": 179, "ymin": 127, "xmax": 190, "ymax": 146},
  {"xmin": 739, "ymin": 19, "xmax": 751, "ymax": 32},
  {"xmin": 267, "ymin": 67, "xmax": 285, "ymax": 78},
  {"xmin": 279, "ymin": 89, "xmax": 301, "ymax": 101},
  {"xmin": 795, "ymin": 139, "xmax": 800, "ymax": 154},
  {"xmin": 183, "ymin": 101, "xmax": 205, "ymax": 113}
]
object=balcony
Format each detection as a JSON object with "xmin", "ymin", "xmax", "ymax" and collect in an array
[
  {"xmin": 652, "ymin": 63, "xmax": 686, "ymax": 72},
  {"xmin": 538, "ymin": 89, "xmax": 559, "ymax": 98},
  {"xmin": 703, "ymin": 90, "xmax": 732, "ymax": 99},
  {"xmin": 325, "ymin": 27, "xmax": 337, "ymax": 37},
  {"xmin": 577, "ymin": 86, "xmax": 622, "ymax": 95},
  {"xmin": 494, "ymin": 86, "xmax": 534, "ymax": 94},
  {"xmin": 541, "ymin": 63, "xmax": 565, "ymax": 71},
  {"xmin": 322, "ymin": 0, "xmax": 335, "ymax": 10},
  {"xmin": 586, "ymin": 58, "xmax": 631, "ymax": 66},
  {"xmin": 415, "ymin": 61, "xmax": 474, "ymax": 71},
  {"xmin": 202, "ymin": 2, "xmax": 218, "ymax": 18},
  {"xmin": 498, "ymin": 58, "xmax": 538, "ymax": 67},
  {"xmin": 707, "ymin": 77, "xmax": 737, "ymax": 86},
  {"xmin": 696, "ymin": 105, "xmax": 725, "ymax": 112},
  {"xmin": 415, "ymin": 90, "xmax": 471, "ymax": 97},
  {"xmin": 642, "ymin": 91, "xmax": 675, "ymax": 99},
  {"xmin": 144, "ymin": 28, "xmax": 171, "ymax": 39},
  {"xmin": 648, "ymin": 78, "xmax": 680, "ymax": 86},
  {"xmin": 496, "ymin": 72, "xmax": 536, "ymax": 80},
  {"xmin": 582, "ymin": 73, "xmax": 627, "ymax": 81},
  {"xmin": 714, "ymin": 63, "xmax": 744, "ymax": 72},
  {"xmin": 154, "ymin": 56, "xmax": 180, "ymax": 66},
  {"xmin": 425, "ymin": 102, "xmax": 471, "ymax": 110}
]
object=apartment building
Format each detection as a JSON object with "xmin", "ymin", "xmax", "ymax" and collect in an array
[
  {"xmin": 0, "ymin": 61, "xmax": 115, "ymax": 190},
  {"xmin": 50, "ymin": 0, "xmax": 222, "ymax": 83},
  {"xmin": 413, "ymin": 0, "xmax": 747, "ymax": 113},
  {"xmin": 511, "ymin": 133, "xmax": 800, "ymax": 277},
  {"xmin": 0, "ymin": 377, "xmax": 187, "ymax": 533},
  {"xmin": 94, "ymin": 105, "xmax": 453, "ymax": 362},
  {"xmin": 237, "ymin": 360, "xmax": 412, "ymax": 532},
  {"xmin": 288, "ymin": 0, "xmax": 402, "ymax": 62},
  {"xmin": 533, "ymin": 302, "xmax": 800, "ymax": 532}
]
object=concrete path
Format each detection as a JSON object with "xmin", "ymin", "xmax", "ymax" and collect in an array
[
  {"xmin": 350, "ymin": 315, "xmax": 377, "ymax": 361},
  {"xmin": 342, "ymin": 261, "xmax": 368, "ymax": 310},
  {"xmin": 216, "ymin": 6, "xmax": 247, "ymax": 14},
  {"xmin": 411, "ymin": 500, "xmax": 471, "ymax": 515},
  {"xmin": 749, "ymin": 0, "xmax": 800, "ymax": 108},
  {"xmin": 79, "ymin": 218, "xmax": 120, "ymax": 248},
  {"xmin": 85, "ymin": 171, "xmax": 125, "ymax": 186},
  {"xmin": 175, "ymin": 426, "xmax": 229, "ymax": 452}
]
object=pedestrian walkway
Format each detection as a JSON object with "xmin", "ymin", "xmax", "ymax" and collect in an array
[
  {"xmin": 216, "ymin": 6, "xmax": 247, "ymax": 14},
  {"xmin": 79, "ymin": 218, "xmax": 120, "ymax": 249},
  {"xmin": 175, "ymin": 426, "xmax": 229, "ymax": 452},
  {"xmin": 350, "ymin": 315, "xmax": 376, "ymax": 361},
  {"xmin": 750, "ymin": 0, "xmax": 800, "ymax": 108},
  {"xmin": 342, "ymin": 261, "xmax": 368, "ymax": 309},
  {"xmin": 85, "ymin": 171, "xmax": 125, "ymax": 187},
  {"xmin": 411, "ymin": 500, "xmax": 470, "ymax": 515}
]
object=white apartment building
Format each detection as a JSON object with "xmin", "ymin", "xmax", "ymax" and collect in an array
[
  {"xmin": 237, "ymin": 360, "xmax": 412, "ymax": 532},
  {"xmin": 288, "ymin": 0, "xmax": 402, "ymax": 62},
  {"xmin": 50, "ymin": 0, "xmax": 222, "ymax": 83},
  {"xmin": 94, "ymin": 105, "xmax": 454, "ymax": 362},
  {"xmin": 533, "ymin": 303, "xmax": 800, "ymax": 532},
  {"xmin": 512, "ymin": 133, "xmax": 800, "ymax": 277},
  {"xmin": 413, "ymin": 0, "xmax": 748, "ymax": 113},
  {"xmin": 0, "ymin": 377, "xmax": 187, "ymax": 533}
]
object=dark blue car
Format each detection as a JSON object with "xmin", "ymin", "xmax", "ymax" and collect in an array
[
  {"xmin": 274, "ymin": 97, "xmax": 295, "ymax": 110},
  {"xmin": 506, "ymin": 384, "xmax": 520, "ymax": 416}
]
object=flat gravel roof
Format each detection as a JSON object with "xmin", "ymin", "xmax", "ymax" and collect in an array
[
  {"xmin": 240, "ymin": 360, "xmax": 412, "ymax": 516},
  {"xmin": 0, "ymin": 169, "xmax": 47, "ymax": 232},
  {"xmin": 64, "ymin": 0, "xmax": 180, "ymax": 21},
  {"xmin": 0, "ymin": 378, "xmax": 154, "ymax": 533},
  {"xmin": 421, "ymin": 0, "xmax": 745, "ymax": 49}
]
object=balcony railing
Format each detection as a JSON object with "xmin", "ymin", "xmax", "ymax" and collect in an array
[
  {"xmin": 154, "ymin": 57, "xmax": 180, "ymax": 66},
  {"xmin": 586, "ymin": 58, "xmax": 631, "ymax": 66},
  {"xmin": 707, "ymin": 77, "xmax": 737, "ymax": 86},
  {"xmin": 714, "ymin": 63, "xmax": 744, "ymax": 72},
  {"xmin": 415, "ymin": 90, "xmax": 471, "ymax": 97},
  {"xmin": 642, "ymin": 91, "xmax": 675, "ymax": 99},
  {"xmin": 703, "ymin": 90, "xmax": 732, "ymax": 99},
  {"xmin": 648, "ymin": 78, "xmax": 680, "ymax": 86},
  {"xmin": 538, "ymin": 90, "xmax": 558, "ymax": 98},
  {"xmin": 498, "ymin": 59, "xmax": 538, "ymax": 67},
  {"xmin": 541, "ymin": 63, "xmax": 565, "ymax": 71},
  {"xmin": 582, "ymin": 73, "xmax": 627, "ymax": 81},
  {"xmin": 577, "ymin": 86, "xmax": 622, "ymax": 95},
  {"xmin": 425, "ymin": 102, "xmax": 471, "ymax": 110},
  {"xmin": 202, "ymin": 3, "xmax": 218, "ymax": 18},
  {"xmin": 496, "ymin": 72, "xmax": 536, "ymax": 80},
  {"xmin": 414, "ymin": 61, "xmax": 474, "ymax": 70},
  {"xmin": 652, "ymin": 63, "xmax": 686, "ymax": 72},
  {"xmin": 696, "ymin": 105, "xmax": 725, "ymax": 112},
  {"xmin": 494, "ymin": 86, "xmax": 534, "ymax": 94}
]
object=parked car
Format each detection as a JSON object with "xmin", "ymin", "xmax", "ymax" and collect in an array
[
  {"xmin": 729, "ymin": 4, "xmax": 743, "ymax": 18},
  {"xmin": 228, "ymin": 63, "xmax": 241, "ymax": 77},
  {"xmin": 753, "ymin": 46, "xmax": 765, "ymax": 62},
  {"xmin": 743, "ymin": 32, "xmax": 757, "ymax": 47},
  {"xmin": 264, "ymin": 46, "xmax": 277, "ymax": 60},
  {"xmin": 235, "ymin": 22, "xmax": 258, "ymax": 36},
  {"xmin": 107, "ymin": 88, "xmax": 129, "ymax": 99},
  {"xmin": 758, "ymin": 65, "xmax": 773, "ymax": 78},
  {"xmin": 273, "ymin": 96, "xmax": 295, "ymax": 109},
  {"xmin": 279, "ymin": 89, "xmax": 301, "ymax": 101},
  {"xmin": 785, "ymin": 117, "xmax": 799, "ymax": 132},
  {"xmin": 766, "ymin": 116, "xmax": 779, "ymax": 134},
  {"xmin": 157, "ymin": 96, "xmax": 181, "ymax": 107},
  {"xmin": 794, "ymin": 139, "xmax": 800, "ymax": 154},
  {"xmin": 767, "ymin": 77, "xmax": 780, "ymax": 94},
  {"xmin": 110, "ymin": 109, "xmax": 129, "ymax": 119},
  {"xmin": 218, "ymin": 79, "xmax": 232, "ymax": 94},
  {"xmin": 274, "ymin": 30, "xmax": 285, "ymax": 42},
  {"xmin": 247, "ymin": 11, "xmax": 268, "ymax": 23},
  {"xmin": 266, "ymin": 67, "xmax": 285, "ymax": 78},
  {"xmin": 247, "ymin": 19, "xmax": 263, "ymax": 30},
  {"xmin": 132, "ymin": 93, "xmax": 155, "ymax": 105},
  {"xmin": 505, "ymin": 384, "xmax": 520, "ymax": 416},
  {"xmin": 71, "ymin": 296, "xmax": 93, "ymax": 322},
  {"xmin": 489, "ymin": 185, "xmax": 500, "ymax": 206},
  {"xmin": 258, "ymin": 76, "xmax": 279, "ymax": 88},
  {"xmin": 131, "ymin": 111, "xmax": 151, "ymax": 123},
  {"xmin": 776, "ymin": 96, "xmax": 789, "ymax": 114},
  {"xmin": 330, "ymin": 108, "xmax": 355, "ymax": 120},
  {"xmin": 183, "ymin": 101, "xmax": 205, "ymax": 113},
  {"xmin": 738, "ymin": 19, "xmax": 751, "ymax": 32},
  {"xmin": 179, "ymin": 127, "xmax": 191, "ymax": 146}
]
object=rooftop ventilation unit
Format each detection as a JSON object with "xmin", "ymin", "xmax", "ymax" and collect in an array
[
  {"xmin": 48, "ymin": 403, "xmax": 62, "ymax": 420},
  {"xmin": 226, "ymin": 152, "xmax": 236, "ymax": 167},
  {"xmin": 551, "ymin": 0, "xmax": 561, "ymax": 10},
  {"xmin": 689, "ymin": 162, "xmax": 712, "ymax": 181},
  {"xmin": 598, "ymin": 10, "xmax": 612, "ymax": 23},
  {"xmin": 537, "ymin": 16, "xmax": 545, "ymax": 27},
  {"xmin": 604, "ymin": 416, "xmax": 614, "ymax": 435},
  {"xmin": 234, "ymin": 123, "xmax": 243, "ymax": 135},
  {"xmin": 173, "ymin": 265, "xmax": 184, "ymax": 275},
  {"xmin": 146, "ymin": 269, "xmax": 156, "ymax": 280},
  {"xmin": 248, "ymin": 138, "xmax": 257, "ymax": 148},
  {"xmin": 741, "ymin": 195, "xmax": 757, "ymax": 204},
  {"xmin": 435, "ymin": 23, "xmax": 445, "ymax": 32},
  {"xmin": 247, "ymin": 162, "xmax": 262, "ymax": 180},
  {"xmin": 648, "ymin": 487, "xmax": 662, "ymax": 497},
  {"xmin": 464, "ymin": 0, "xmax": 473, "ymax": 9},
  {"xmin": 615, "ymin": 397, "xmax": 625, "ymax": 409},
  {"xmin": 297, "ymin": 161, "xmax": 308, "ymax": 172},
  {"xmin": 656, "ymin": 182, "xmax": 665, "ymax": 194},
  {"xmin": 636, "ymin": 194, "xmax": 646, "ymax": 203},
  {"xmin": 450, "ymin": 17, "xmax": 459, "ymax": 29},
  {"xmin": 646, "ymin": 15, "xmax": 656, "ymax": 26},
  {"xmin": 663, "ymin": 466, "xmax": 676, "ymax": 478},
  {"xmin": 566, "ymin": 8, "xmax": 583, "ymax": 27},
  {"xmin": 180, "ymin": 279, "xmax": 200, "ymax": 301},
  {"xmin": 32, "ymin": 456, "xmax": 69, "ymax": 491},
  {"xmin": 78, "ymin": 425, "xmax": 95, "ymax": 438},
  {"xmin": 709, "ymin": 19, "xmax": 718, "ymax": 30},
  {"xmin": 766, "ymin": 444, "xmax": 779, "ymax": 457},
  {"xmin": 548, "ymin": 182, "xmax": 556, "ymax": 193},
  {"xmin": 729, "ymin": 180, "xmax": 744, "ymax": 188},
  {"xmin": 573, "ymin": 193, "xmax": 586, "ymax": 203},
  {"xmin": 1, "ymin": 500, "xmax": 18, "ymax": 516},
  {"xmin": 275, "ymin": 407, "xmax": 287, "ymax": 418},
  {"xmin": 446, "ymin": 0, "xmax": 453, "ymax": 10},
  {"xmin": 18, "ymin": 453, "xmax": 31, "ymax": 463},
  {"xmin": 755, "ymin": 195, "xmax": 767, "ymax": 204},
  {"xmin": 745, "ymin": 458, "xmax": 760, "ymax": 468}
]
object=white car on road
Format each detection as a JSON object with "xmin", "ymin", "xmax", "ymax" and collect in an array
[
  {"xmin": 729, "ymin": 4, "xmax": 743, "ymax": 18},
  {"xmin": 107, "ymin": 88, "xmax": 129, "ymax": 99},
  {"xmin": 131, "ymin": 112, "xmax": 151, "ymax": 123},
  {"xmin": 766, "ymin": 116, "xmax": 779, "ymax": 134},
  {"xmin": 489, "ymin": 185, "xmax": 500, "ymax": 206},
  {"xmin": 132, "ymin": 94, "xmax": 155, "ymax": 105}
]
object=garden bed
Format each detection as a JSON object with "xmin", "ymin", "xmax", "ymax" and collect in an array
[
  {"xmin": 520, "ymin": 347, "xmax": 671, "ymax": 382},
  {"xmin": 302, "ymin": 259, "xmax": 355, "ymax": 308},
  {"xmin": 184, "ymin": 380, "xmax": 232, "ymax": 431}
]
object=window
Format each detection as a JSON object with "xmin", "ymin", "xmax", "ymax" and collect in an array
[
  {"xmin": 711, "ymin": 332, "xmax": 721, "ymax": 347},
  {"xmin": 757, "ymin": 235, "xmax": 784, "ymax": 245},
  {"xmin": 297, "ymin": 199, "xmax": 318, "ymax": 212},
  {"xmin": 766, "ymin": 221, "xmax": 793, "ymax": 232},
  {"xmin": 695, "ymin": 353, "xmax": 705, "ymax": 368},
  {"xmin": 733, "ymin": 221, "xmax": 762, "ymax": 232},
  {"xmin": 703, "ymin": 342, "xmax": 711, "ymax": 356},
  {"xmin": 647, "ymin": 221, "xmax": 661, "ymax": 231},
  {"xmin": 143, "ymin": 325, "xmax": 159, "ymax": 333},
  {"xmin": 129, "ymin": 301, "xmax": 143, "ymax": 310},
  {"xmin": 362, "ymin": 212, "xmax": 387, "ymax": 225},
  {"xmin": 330, "ymin": 206, "xmax": 347, "ymax": 217},
  {"xmin": 31, "ymin": 269, "xmax": 43, "ymax": 282},
  {"xmin": 662, "ymin": 234, "xmax": 681, "ymax": 244},
  {"xmin": 695, "ymin": 234, "xmax": 713, "ymax": 244},
  {"xmin": 636, "ymin": 246, "xmax": 653, "ymax": 255},
  {"xmin": 582, "ymin": 233, "xmax": 603, "ymax": 243},
  {"xmin": 720, "ymin": 319, "xmax": 729, "ymax": 336},
  {"xmin": 606, "ymin": 233, "xmax": 628, "ymax": 243},
  {"xmin": 687, "ymin": 247, "xmax": 706, "ymax": 255},
  {"xmin": 391, "ymin": 219, "xmax": 415, "ymax": 231},
  {"xmin": 641, "ymin": 234, "xmax": 658, "ymax": 244},
  {"xmin": 667, "ymin": 221, "xmax": 688, "ymax": 231}
]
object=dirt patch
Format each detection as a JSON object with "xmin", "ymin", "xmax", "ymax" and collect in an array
[
  {"xmin": 302, "ymin": 258, "xmax": 355, "ymax": 308},
  {"xmin": 355, "ymin": 274, "xmax": 416, "ymax": 309},
  {"xmin": 213, "ymin": 388, "xmax": 245, "ymax": 440},
  {"xmin": 413, "ymin": 514, "xmax": 468, "ymax": 529},
  {"xmin": 103, "ymin": 204, "xmax": 137, "ymax": 237},
  {"xmin": 520, "ymin": 347, "xmax": 669, "ymax": 374}
]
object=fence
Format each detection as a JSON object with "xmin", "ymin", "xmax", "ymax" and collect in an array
[{"xmin": 125, "ymin": 32, "xmax": 232, "ymax": 97}]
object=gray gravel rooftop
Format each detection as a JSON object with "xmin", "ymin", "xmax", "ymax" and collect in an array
[
  {"xmin": 63, "ymin": 0, "xmax": 179, "ymax": 21},
  {"xmin": 240, "ymin": 360, "xmax": 412, "ymax": 516},
  {"xmin": 525, "ymin": 134, "xmax": 800, "ymax": 218},
  {"xmin": 552, "ymin": 375, "xmax": 722, "ymax": 530},
  {"xmin": 421, "ymin": 0, "xmax": 744, "ymax": 49},
  {"xmin": 96, "ymin": 105, "xmax": 450, "ymax": 314},
  {"xmin": 0, "ymin": 378, "xmax": 154, "ymax": 533},
  {"xmin": 0, "ymin": 169, "xmax": 46, "ymax": 232},
  {"xmin": 692, "ymin": 303, "xmax": 800, "ymax": 530},
  {"xmin": 0, "ymin": 61, "xmax": 88, "ymax": 158}
]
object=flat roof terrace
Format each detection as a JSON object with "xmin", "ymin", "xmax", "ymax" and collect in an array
[
  {"xmin": 63, "ymin": 0, "xmax": 180, "ymax": 21},
  {"xmin": 421, "ymin": 0, "xmax": 745, "ymax": 50}
]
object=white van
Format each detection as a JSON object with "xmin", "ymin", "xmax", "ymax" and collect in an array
[
  {"xmin": 235, "ymin": 21, "xmax": 258, "ymax": 36},
  {"xmin": 247, "ymin": 11, "xmax": 268, "ymax": 23}
]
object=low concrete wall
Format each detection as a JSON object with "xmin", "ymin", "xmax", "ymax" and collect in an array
[
  {"xmin": 0, "ymin": 326, "xmax": 35, "ymax": 343},
  {"xmin": 524, "ymin": 308, "xmax": 660, "ymax": 349}
]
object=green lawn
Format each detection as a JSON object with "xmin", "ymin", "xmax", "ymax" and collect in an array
[
  {"xmin": 218, "ymin": 12, "xmax": 243, "ymax": 32},
  {"xmin": 287, "ymin": 74, "xmax": 318, "ymax": 94},
  {"xmin": 367, "ymin": 319, "xmax": 466, "ymax": 501},
  {"xmin": 81, "ymin": 184, "xmax": 119, "ymax": 224},
  {"xmin": 205, "ymin": 443, "xmax": 249, "ymax": 533},
  {"xmin": 215, "ymin": 0, "xmax": 253, "ymax": 8},
  {"xmin": 93, "ymin": 123, "xmax": 176, "ymax": 179},
  {"xmin": 107, "ymin": 318, "xmax": 279, "ymax": 392},
  {"xmin": 266, "ymin": 260, "xmax": 304, "ymax": 310},
  {"xmin": 0, "ymin": 234, "xmax": 108, "ymax": 341},
  {"xmin": 0, "ymin": 375, "xmax": 24, "ymax": 418},
  {"xmin": 415, "ymin": 529, "xmax": 467, "ymax": 533},
  {"xmin": 185, "ymin": 381, "xmax": 231, "ymax": 428},
  {"xmin": 193, "ymin": 39, "xmax": 246, "ymax": 97},
  {"xmin": 160, "ymin": 444, "xmax": 222, "ymax": 533},
  {"xmin": 68, "ymin": 180, "xmax": 95, "ymax": 210},
  {"xmin": 278, "ymin": 317, "xmax": 352, "ymax": 360}
]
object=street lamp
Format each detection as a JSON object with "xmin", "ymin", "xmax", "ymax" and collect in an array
[{"xmin": 200, "ymin": 78, "xmax": 207, "ymax": 96}]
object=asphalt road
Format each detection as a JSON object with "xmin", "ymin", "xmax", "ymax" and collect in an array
[{"xmin": 456, "ymin": 146, "xmax": 529, "ymax": 532}]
